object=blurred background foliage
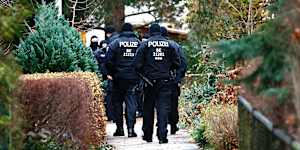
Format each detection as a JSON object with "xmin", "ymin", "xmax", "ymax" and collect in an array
[
  {"xmin": 0, "ymin": 0, "xmax": 32, "ymax": 54},
  {"xmin": 216, "ymin": 0, "xmax": 288, "ymax": 100},
  {"xmin": 179, "ymin": 0, "xmax": 272, "ymax": 149},
  {"xmin": 187, "ymin": 0, "xmax": 269, "ymax": 44},
  {"xmin": 216, "ymin": 0, "xmax": 300, "ymax": 141},
  {"xmin": 0, "ymin": 0, "xmax": 32, "ymax": 149},
  {"xmin": 0, "ymin": 55, "xmax": 23, "ymax": 150},
  {"xmin": 61, "ymin": 0, "xmax": 186, "ymax": 31}
]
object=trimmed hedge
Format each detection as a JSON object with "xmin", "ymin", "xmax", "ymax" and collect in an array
[{"xmin": 19, "ymin": 72, "xmax": 106, "ymax": 148}]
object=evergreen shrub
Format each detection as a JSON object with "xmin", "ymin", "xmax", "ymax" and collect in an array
[{"xmin": 15, "ymin": 4, "xmax": 98, "ymax": 73}]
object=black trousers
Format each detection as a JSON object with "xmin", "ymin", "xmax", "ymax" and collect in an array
[
  {"xmin": 136, "ymin": 80, "xmax": 144, "ymax": 113},
  {"xmin": 112, "ymin": 79, "xmax": 138, "ymax": 128},
  {"xmin": 142, "ymin": 79, "xmax": 172, "ymax": 140},
  {"xmin": 136, "ymin": 91, "xmax": 144, "ymax": 113},
  {"xmin": 168, "ymin": 82, "xmax": 180, "ymax": 126},
  {"xmin": 105, "ymin": 80, "xmax": 114, "ymax": 121}
]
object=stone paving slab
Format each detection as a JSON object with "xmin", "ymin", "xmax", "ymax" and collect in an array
[{"xmin": 107, "ymin": 119, "xmax": 199, "ymax": 150}]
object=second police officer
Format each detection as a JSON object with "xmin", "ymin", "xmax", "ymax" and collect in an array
[
  {"xmin": 161, "ymin": 27, "xmax": 187, "ymax": 135},
  {"xmin": 106, "ymin": 23, "xmax": 140, "ymax": 137},
  {"xmin": 134, "ymin": 23, "xmax": 181, "ymax": 144},
  {"xmin": 105, "ymin": 26, "xmax": 119, "ymax": 121},
  {"xmin": 98, "ymin": 25, "xmax": 120, "ymax": 122}
]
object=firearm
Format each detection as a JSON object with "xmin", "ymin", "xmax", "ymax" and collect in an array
[{"xmin": 137, "ymin": 72, "xmax": 153, "ymax": 87}]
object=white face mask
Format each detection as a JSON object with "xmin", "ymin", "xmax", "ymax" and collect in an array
[
  {"xmin": 106, "ymin": 33, "xmax": 112, "ymax": 38},
  {"xmin": 91, "ymin": 38, "xmax": 99, "ymax": 43},
  {"xmin": 102, "ymin": 43, "xmax": 108, "ymax": 48}
]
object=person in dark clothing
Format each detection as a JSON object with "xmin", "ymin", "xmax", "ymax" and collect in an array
[
  {"xmin": 142, "ymin": 33, "xmax": 150, "ymax": 42},
  {"xmin": 135, "ymin": 33, "xmax": 151, "ymax": 118},
  {"xmin": 90, "ymin": 35, "xmax": 100, "ymax": 52},
  {"xmin": 94, "ymin": 40, "xmax": 109, "ymax": 77},
  {"xmin": 94, "ymin": 39, "xmax": 117, "ymax": 121},
  {"xmin": 106, "ymin": 23, "xmax": 140, "ymax": 138},
  {"xmin": 134, "ymin": 23, "xmax": 181, "ymax": 144},
  {"xmin": 101, "ymin": 25, "xmax": 119, "ymax": 122},
  {"xmin": 135, "ymin": 79, "xmax": 144, "ymax": 118},
  {"xmin": 161, "ymin": 26, "xmax": 187, "ymax": 135},
  {"xmin": 105, "ymin": 25, "xmax": 119, "ymax": 44}
]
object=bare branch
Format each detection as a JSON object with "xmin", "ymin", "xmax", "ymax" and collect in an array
[
  {"xmin": 24, "ymin": 20, "xmax": 34, "ymax": 33},
  {"xmin": 71, "ymin": 0, "xmax": 78, "ymax": 27},
  {"xmin": 125, "ymin": 9, "xmax": 158, "ymax": 17},
  {"xmin": 3, "ymin": 42, "xmax": 12, "ymax": 55},
  {"xmin": 86, "ymin": 0, "xmax": 104, "ymax": 17},
  {"xmin": 247, "ymin": 0, "xmax": 253, "ymax": 35},
  {"xmin": 0, "ymin": 0, "xmax": 12, "ymax": 7},
  {"xmin": 68, "ymin": 0, "xmax": 89, "ymax": 4},
  {"xmin": 226, "ymin": 1, "xmax": 248, "ymax": 27},
  {"xmin": 76, "ymin": 0, "xmax": 95, "ymax": 10}
]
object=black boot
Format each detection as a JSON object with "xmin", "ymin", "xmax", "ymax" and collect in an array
[
  {"xmin": 128, "ymin": 128, "xmax": 137, "ymax": 137},
  {"xmin": 142, "ymin": 135, "xmax": 153, "ymax": 142},
  {"xmin": 171, "ymin": 125, "xmax": 179, "ymax": 135},
  {"xmin": 113, "ymin": 127, "xmax": 125, "ymax": 136},
  {"xmin": 159, "ymin": 138, "xmax": 168, "ymax": 144},
  {"xmin": 136, "ymin": 111, "xmax": 143, "ymax": 118}
]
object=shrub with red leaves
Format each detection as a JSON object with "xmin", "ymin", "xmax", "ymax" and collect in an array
[{"xmin": 18, "ymin": 73, "xmax": 106, "ymax": 148}]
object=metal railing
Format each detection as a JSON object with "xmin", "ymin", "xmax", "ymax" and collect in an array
[{"xmin": 239, "ymin": 96, "xmax": 300, "ymax": 150}]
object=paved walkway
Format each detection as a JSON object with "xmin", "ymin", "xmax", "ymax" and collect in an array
[{"xmin": 106, "ymin": 118, "xmax": 200, "ymax": 150}]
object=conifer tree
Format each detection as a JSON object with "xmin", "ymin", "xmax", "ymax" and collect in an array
[{"xmin": 15, "ymin": 4, "xmax": 98, "ymax": 74}]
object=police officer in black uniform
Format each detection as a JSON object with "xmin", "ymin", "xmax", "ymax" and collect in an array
[
  {"xmin": 106, "ymin": 23, "xmax": 140, "ymax": 137},
  {"xmin": 161, "ymin": 26, "xmax": 187, "ymax": 135},
  {"xmin": 101, "ymin": 26, "xmax": 119, "ymax": 121},
  {"xmin": 94, "ymin": 39, "xmax": 117, "ymax": 121},
  {"xmin": 106, "ymin": 25, "xmax": 119, "ymax": 44},
  {"xmin": 135, "ymin": 33, "xmax": 151, "ymax": 118},
  {"xmin": 134, "ymin": 23, "xmax": 181, "ymax": 144}
]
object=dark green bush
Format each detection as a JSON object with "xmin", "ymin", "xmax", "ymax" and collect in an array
[
  {"xmin": 0, "ymin": 1, "xmax": 33, "ymax": 149},
  {"xmin": 0, "ymin": 56, "xmax": 23, "ymax": 150},
  {"xmin": 24, "ymin": 137, "xmax": 64, "ymax": 150},
  {"xmin": 180, "ymin": 48, "xmax": 225, "ymax": 147},
  {"xmin": 191, "ymin": 124, "xmax": 208, "ymax": 145},
  {"xmin": 15, "ymin": 4, "xmax": 98, "ymax": 73}
]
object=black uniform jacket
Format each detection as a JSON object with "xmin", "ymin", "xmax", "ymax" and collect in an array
[
  {"xmin": 134, "ymin": 33, "xmax": 181, "ymax": 80},
  {"xmin": 106, "ymin": 31, "xmax": 141, "ymax": 80}
]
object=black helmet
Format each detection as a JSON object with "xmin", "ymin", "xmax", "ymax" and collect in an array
[
  {"xmin": 122, "ymin": 23, "xmax": 133, "ymax": 32},
  {"xmin": 160, "ymin": 26, "xmax": 168, "ymax": 37},
  {"xmin": 105, "ymin": 25, "xmax": 116, "ymax": 34},
  {"xmin": 149, "ymin": 23, "xmax": 161, "ymax": 34}
]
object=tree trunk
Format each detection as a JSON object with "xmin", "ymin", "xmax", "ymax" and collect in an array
[
  {"xmin": 112, "ymin": 1, "xmax": 125, "ymax": 32},
  {"xmin": 105, "ymin": 0, "xmax": 125, "ymax": 32}
]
